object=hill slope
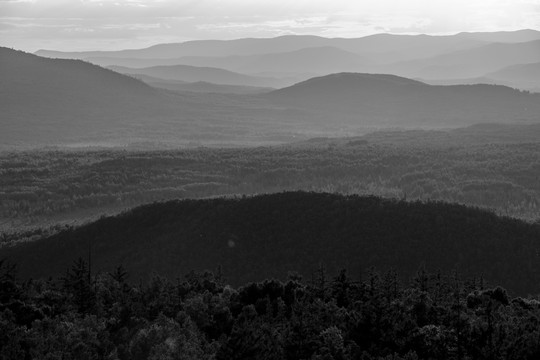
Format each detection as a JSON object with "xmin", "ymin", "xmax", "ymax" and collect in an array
[
  {"xmin": 107, "ymin": 64, "xmax": 286, "ymax": 87},
  {"xmin": 266, "ymin": 73, "xmax": 540, "ymax": 127},
  {"xmin": 384, "ymin": 40, "xmax": 540, "ymax": 79},
  {"xmin": 487, "ymin": 62, "xmax": 540, "ymax": 81},
  {"xmin": 485, "ymin": 62, "xmax": 540, "ymax": 91},
  {"xmin": 0, "ymin": 47, "xmax": 176, "ymax": 144},
  {"xmin": 3, "ymin": 48, "xmax": 540, "ymax": 146},
  {"xmin": 132, "ymin": 74, "xmax": 273, "ymax": 94},
  {"xmin": 0, "ymin": 48, "xmax": 301, "ymax": 146},
  {"xmin": 2, "ymin": 192, "xmax": 540, "ymax": 295}
]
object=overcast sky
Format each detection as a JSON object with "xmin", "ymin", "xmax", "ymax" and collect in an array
[{"xmin": 1, "ymin": 0, "xmax": 540, "ymax": 52}]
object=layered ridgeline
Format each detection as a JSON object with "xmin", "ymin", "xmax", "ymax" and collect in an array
[
  {"xmin": 2, "ymin": 47, "xmax": 540, "ymax": 147},
  {"xmin": 35, "ymin": 30, "xmax": 540, "ymax": 67},
  {"xmin": 484, "ymin": 62, "xmax": 540, "ymax": 92},
  {"xmin": 384, "ymin": 39, "xmax": 540, "ymax": 80},
  {"xmin": 0, "ymin": 47, "xmax": 299, "ymax": 146},
  {"xmin": 0, "ymin": 47, "xmax": 177, "ymax": 145},
  {"xmin": 35, "ymin": 30, "xmax": 540, "ymax": 90},
  {"xmin": 107, "ymin": 64, "xmax": 288, "ymax": 88},
  {"xmin": 123, "ymin": 74, "xmax": 273, "ymax": 95},
  {"xmin": 2, "ymin": 192, "xmax": 540, "ymax": 295},
  {"xmin": 35, "ymin": 33, "xmax": 489, "ymax": 62},
  {"xmin": 266, "ymin": 73, "xmax": 540, "ymax": 127}
]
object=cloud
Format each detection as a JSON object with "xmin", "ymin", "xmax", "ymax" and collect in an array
[{"xmin": 1, "ymin": 0, "xmax": 539, "ymax": 51}]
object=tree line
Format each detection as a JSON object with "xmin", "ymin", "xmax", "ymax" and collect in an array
[
  {"xmin": 2, "ymin": 137, "xmax": 540, "ymax": 236},
  {"xmin": 2, "ymin": 258, "xmax": 540, "ymax": 360}
]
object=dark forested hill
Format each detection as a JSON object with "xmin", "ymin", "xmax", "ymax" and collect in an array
[
  {"xmin": 267, "ymin": 73, "xmax": 540, "ymax": 127},
  {"xmin": 3, "ymin": 192, "xmax": 540, "ymax": 295}
]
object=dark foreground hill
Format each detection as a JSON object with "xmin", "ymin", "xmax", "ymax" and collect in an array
[{"xmin": 2, "ymin": 192, "xmax": 540, "ymax": 295}]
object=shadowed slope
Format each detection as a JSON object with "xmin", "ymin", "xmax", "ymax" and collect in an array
[{"xmin": 2, "ymin": 192, "xmax": 540, "ymax": 295}]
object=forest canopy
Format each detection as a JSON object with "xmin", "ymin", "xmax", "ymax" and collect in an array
[
  {"xmin": 2, "ymin": 259, "xmax": 540, "ymax": 360},
  {"xmin": 2, "ymin": 191, "xmax": 540, "ymax": 296},
  {"xmin": 2, "ymin": 124, "xmax": 540, "ymax": 239}
]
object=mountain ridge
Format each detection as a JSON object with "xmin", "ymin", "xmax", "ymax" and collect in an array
[
  {"xmin": 385, "ymin": 39, "xmax": 540, "ymax": 79},
  {"xmin": 107, "ymin": 64, "xmax": 288, "ymax": 87},
  {"xmin": 266, "ymin": 72, "xmax": 540, "ymax": 127},
  {"xmin": 3, "ymin": 48, "xmax": 540, "ymax": 147},
  {"xmin": 34, "ymin": 30, "xmax": 540, "ymax": 61},
  {"xmin": 486, "ymin": 62, "xmax": 540, "ymax": 83},
  {"xmin": 0, "ymin": 47, "xmax": 292, "ymax": 146},
  {"xmin": 33, "ymin": 30, "xmax": 540, "ymax": 90},
  {"xmin": 131, "ymin": 74, "xmax": 274, "ymax": 94},
  {"xmin": 34, "ymin": 32, "xmax": 483, "ymax": 58}
]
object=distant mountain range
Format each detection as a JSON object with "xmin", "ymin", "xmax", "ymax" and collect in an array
[
  {"xmin": 485, "ymin": 62, "xmax": 540, "ymax": 92},
  {"xmin": 267, "ymin": 73, "xmax": 540, "ymax": 127},
  {"xmin": 34, "ymin": 30, "xmax": 540, "ymax": 91},
  {"xmin": 422, "ymin": 62, "xmax": 540, "ymax": 93},
  {"xmin": 130, "ymin": 74, "xmax": 273, "ymax": 95},
  {"xmin": 488, "ymin": 62, "xmax": 540, "ymax": 81},
  {"xmin": 36, "ymin": 29, "xmax": 540, "ymax": 62},
  {"xmin": 107, "ymin": 64, "xmax": 290, "ymax": 88},
  {"xmin": 2, "ymin": 47, "xmax": 540, "ymax": 147},
  {"xmin": 454, "ymin": 29, "xmax": 540, "ymax": 43},
  {"xmin": 100, "ymin": 46, "xmax": 368, "ymax": 78},
  {"xmin": 384, "ymin": 40, "xmax": 540, "ymax": 80},
  {"xmin": 0, "ymin": 47, "xmax": 289, "ymax": 146},
  {"xmin": 34, "ymin": 32, "xmax": 490, "ymax": 60}
]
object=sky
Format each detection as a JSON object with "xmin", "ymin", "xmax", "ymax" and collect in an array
[{"xmin": 1, "ymin": 0, "xmax": 540, "ymax": 52}]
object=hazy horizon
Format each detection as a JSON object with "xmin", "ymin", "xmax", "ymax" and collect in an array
[
  {"xmin": 2, "ymin": 0, "xmax": 540, "ymax": 52},
  {"xmin": 5, "ymin": 28, "xmax": 540, "ymax": 54}
]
